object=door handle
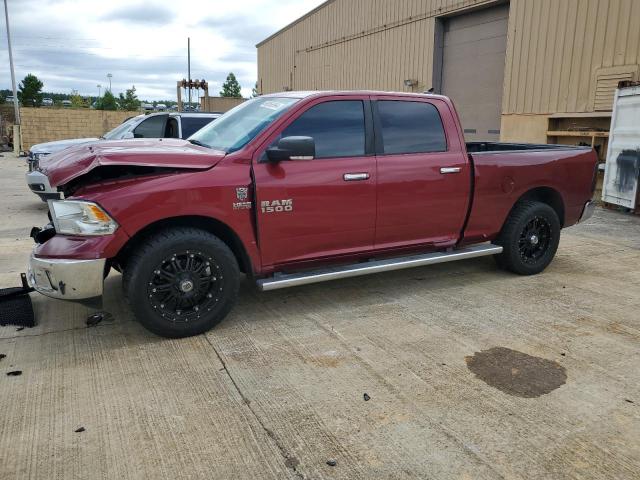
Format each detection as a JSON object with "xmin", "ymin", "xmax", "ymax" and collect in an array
[
  {"xmin": 343, "ymin": 172, "xmax": 370, "ymax": 181},
  {"xmin": 440, "ymin": 167, "xmax": 461, "ymax": 174}
]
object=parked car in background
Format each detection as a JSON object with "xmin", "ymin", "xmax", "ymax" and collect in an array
[
  {"xmin": 26, "ymin": 91, "xmax": 598, "ymax": 338},
  {"xmin": 42, "ymin": 98, "xmax": 54, "ymax": 106},
  {"xmin": 61, "ymin": 100, "xmax": 72, "ymax": 107},
  {"xmin": 155, "ymin": 103, "xmax": 167, "ymax": 111},
  {"xmin": 5, "ymin": 95, "xmax": 15, "ymax": 104},
  {"xmin": 26, "ymin": 112, "xmax": 220, "ymax": 200}
]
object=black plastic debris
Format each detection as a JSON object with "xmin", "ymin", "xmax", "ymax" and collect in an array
[
  {"xmin": 363, "ymin": 393, "xmax": 371, "ymax": 401},
  {"xmin": 6, "ymin": 370, "xmax": 22, "ymax": 376},
  {"xmin": 326, "ymin": 459, "xmax": 337, "ymax": 467},
  {"xmin": 74, "ymin": 427, "xmax": 86, "ymax": 433},
  {"xmin": 0, "ymin": 274, "xmax": 35, "ymax": 328},
  {"xmin": 0, "ymin": 354, "xmax": 6, "ymax": 361},
  {"xmin": 86, "ymin": 311, "xmax": 112, "ymax": 327}
]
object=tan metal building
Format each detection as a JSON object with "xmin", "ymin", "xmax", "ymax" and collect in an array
[{"xmin": 256, "ymin": 0, "xmax": 640, "ymax": 154}]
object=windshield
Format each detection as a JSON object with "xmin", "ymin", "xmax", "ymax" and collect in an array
[
  {"xmin": 188, "ymin": 97, "xmax": 299, "ymax": 153},
  {"xmin": 102, "ymin": 116, "xmax": 140, "ymax": 140}
]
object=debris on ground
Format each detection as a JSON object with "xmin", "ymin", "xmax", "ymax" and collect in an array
[
  {"xmin": 0, "ymin": 283, "xmax": 35, "ymax": 328},
  {"xmin": 6, "ymin": 370, "xmax": 22, "ymax": 376},
  {"xmin": 74, "ymin": 427, "xmax": 86, "ymax": 433},
  {"xmin": 86, "ymin": 312, "xmax": 113, "ymax": 327},
  {"xmin": 363, "ymin": 393, "xmax": 370, "ymax": 401},
  {"xmin": 326, "ymin": 459, "xmax": 337, "ymax": 467}
]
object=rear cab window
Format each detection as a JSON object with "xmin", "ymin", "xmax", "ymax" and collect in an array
[{"xmin": 376, "ymin": 100, "xmax": 447, "ymax": 154}]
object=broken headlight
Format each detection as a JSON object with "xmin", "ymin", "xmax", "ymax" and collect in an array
[{"xmin": 48, "ymin": 200, "xmax": 118, "ymax": 236}]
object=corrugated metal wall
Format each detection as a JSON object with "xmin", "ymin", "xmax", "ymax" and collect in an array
[
  {"xmin": 257, "ymin": 0, "xmax": 497, "ymax": 95},
  {"xmin": 504, "ymin": 0, "xmax": 640, "ymax": 114},
  {"xmin": 257, "ymin": 0, "xmax": 640, "ymax": 115}
]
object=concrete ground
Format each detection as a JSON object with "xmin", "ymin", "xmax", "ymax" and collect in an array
[{"xmin": 1, "ymin": 152, "xmax": 639, "ymax": 479}]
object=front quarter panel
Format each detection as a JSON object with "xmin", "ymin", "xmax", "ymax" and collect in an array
[{"xmin": 70, "ymin": 160, "xmax": 260, "ymax": 269}]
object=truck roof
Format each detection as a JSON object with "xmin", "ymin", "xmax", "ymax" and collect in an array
[{"xmin": 261, "ymin": 90, "xmax": 450, "ymax": 102}]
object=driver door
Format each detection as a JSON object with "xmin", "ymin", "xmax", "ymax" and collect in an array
[{"xmin": 253, "ymin": 97, "xmax": 376, "ymax": 268}]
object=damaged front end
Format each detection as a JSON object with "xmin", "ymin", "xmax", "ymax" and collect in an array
[
  {"xmin": 26, "ymin": 203, "xmax": 118, "ymax": 308},
  {"xmin": 25, "ymin": 138, "xmax": 225, "ymax": 307}
]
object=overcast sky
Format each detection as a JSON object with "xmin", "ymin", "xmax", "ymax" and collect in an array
[{"xmin": 0, "ymin": 0, "xmax": 324, "ymax": 100}]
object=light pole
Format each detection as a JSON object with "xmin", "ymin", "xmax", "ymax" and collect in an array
[
  {"xmin": 3, "ymin": 0, "xmax": 18, "ymax": 122},
  {"xmin": 97, "ymin": 84, "xmax": 102, "ymax": 97},
  {"xmin": 107, "ymin": 73, "xmax": 112, "ymax": 92}
]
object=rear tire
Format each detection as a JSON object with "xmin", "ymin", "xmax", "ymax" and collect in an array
[
  {"xmin": 493, "ymin": 201, "xmax": 561, "ymax": 275},
  {"xmin": 123, "ymin": 228, "xmax": 240, "ymax": 338}
]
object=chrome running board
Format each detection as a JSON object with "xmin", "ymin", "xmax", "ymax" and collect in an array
[{"xmin": 257, "ymin": 244, "xmax": 503, "ymax": 291}]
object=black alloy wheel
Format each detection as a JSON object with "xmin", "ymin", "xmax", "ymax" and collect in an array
[
  {"xmin": 124, "ymin": 228, "xmax": 240, "ymax": 338},
  {"xmin": 493, "ymin": 200, "xmax": 561, "ymax": 275},
  {"xmin": 518, "ymin": 216, "xmax": 552, "ymax": 265},
  {"xmin": 147, "ymin": 250, "xmax": 223, "ymax": 323}
]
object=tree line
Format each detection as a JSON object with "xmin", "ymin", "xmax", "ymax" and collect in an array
[{"xmin": 1, "ymin": 72, "xmax": 256, "ymax": 111}]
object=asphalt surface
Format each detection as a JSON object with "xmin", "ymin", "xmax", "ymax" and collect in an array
[{"xmin": 1, "ymin": 152, "xmax": 639, "ymax": 479}]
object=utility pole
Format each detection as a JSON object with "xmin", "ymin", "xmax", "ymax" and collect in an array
[
  {"xmin": 107, "ymin": 73, "xmax": 112, "ymax": 92},
  {"xmin": 97, "ymin": 84, "xmax": 102, "ymax": 97},
  {"xmin": 187, "ymin": 37, "xmax": 191, "ymax": 108},
  {"xmin": 3, "ymin": 0, "xmax": 21, "ymax": 153}
]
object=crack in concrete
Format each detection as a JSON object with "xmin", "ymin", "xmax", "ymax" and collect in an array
[
  {"xmin": 0, "ymin": 321, "xmax": 115, "ymax": 341},
  {"xmin": 204, "ymin": 334, "xmax": 305, "ymax": 480}
]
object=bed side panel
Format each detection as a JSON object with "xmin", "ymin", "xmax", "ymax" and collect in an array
[{"xmin": 462, "ymin": 149, "xmax": 596, "ymax": 244}]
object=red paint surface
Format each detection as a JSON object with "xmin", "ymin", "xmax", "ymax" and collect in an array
[{"xmin": 44, "ymin": 138, "xmax": 224, "ymax": 187}]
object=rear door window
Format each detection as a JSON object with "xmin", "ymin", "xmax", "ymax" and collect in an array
[
  {"xmin": 377, "ymin": 101, "xmax": 447, "ymax": 154},
  {"xmin": 280, "ymin": 100, "xmax": 365, "ymax": 158},
  {"xmin": 133, "ymin": 115, "xmax": 167, "ymax": 138},
  {"xmin": 181, "ymin": 117, "xmax": 216, "ymax": 138}
]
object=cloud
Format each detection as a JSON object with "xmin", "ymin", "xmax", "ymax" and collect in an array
[
  {"xmin": 198, "ymin": 15, "xmax": 275, "ymax": 45},
  {"xmin": 0, "ymin": 0, "xmax": 326, "ymax": 100},
  {"xmin": 100, "ymin": 4, "xmax": 173, "ymax": 25}
]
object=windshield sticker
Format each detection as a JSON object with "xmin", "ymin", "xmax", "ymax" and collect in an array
[{"xmin": 260, "ymin": 101, "xmax": 285, "ymax": 111}]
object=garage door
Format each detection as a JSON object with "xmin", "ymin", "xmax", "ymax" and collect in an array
[{"xmin": 441, "ymin": 4, "xmax": 509, "ymax": 142}]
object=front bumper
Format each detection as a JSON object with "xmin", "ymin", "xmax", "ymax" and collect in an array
[
  {"xmin": 578, "ymin": 200, "xmax": 596, "ymax": 223},
  {"xmin": 26, "ymin": 170, "xmax": 60, "ymax": 201},
  {"xmin": 27, "ymin": 253, "xmax": 105, "ymax": 301}
]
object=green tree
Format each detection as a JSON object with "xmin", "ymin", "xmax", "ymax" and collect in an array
[
  {"xmin": 118, "ymin": 85, "xmax": 141, "ymax": 111},
  {"xmin": 251, "ymin": 81, "xmax": 259, "ymax": 98},
  {"xmin": 95, "ymin": 90, "xmax": 118, "ymax": 110},
  {"xmin": 17, "ymin": 74, "xmax": 44, "ymax": 107},
  {"xmin": 220, "ymin": 72, "xmax": 242, "ymax": 97},
  {"xmin": 70, "ymin": 93, "xmax": 88, "ymax": 108}
]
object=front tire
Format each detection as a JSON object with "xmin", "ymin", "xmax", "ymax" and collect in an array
[
  {"xmin": 493, "ymin": 201, "xmax": 561, "ymax": 275},
  {"xmin": 123, "ymin": 228, "xmax": 240, "ymax": 338}
]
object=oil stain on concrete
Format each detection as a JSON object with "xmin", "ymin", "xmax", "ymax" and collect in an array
[{"xmin": 465, "ymin": 347, "xmax": 567, "ymax": 398}]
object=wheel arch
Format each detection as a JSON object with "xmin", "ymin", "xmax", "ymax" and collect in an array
[
  {"xmin": 114, "ymin": 215, "xmax": 253, "ymax": 276},
  {"xmin": 509, "ymin": 186, "xmax": 565, "ymax": 227}
]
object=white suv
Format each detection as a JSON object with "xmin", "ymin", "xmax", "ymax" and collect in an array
[{"xmin": 26, "ymin": 112, "xmax": 220, "ymax": 200}]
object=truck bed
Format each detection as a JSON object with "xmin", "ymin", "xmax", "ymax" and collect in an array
[{"xmin": 462, "ymin": 143, "xmax": 597, "ymax": 246}]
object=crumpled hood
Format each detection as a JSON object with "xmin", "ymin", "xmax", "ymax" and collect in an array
[
  {"xmin": 31, "ymin": 137, "xmax": 99, "ymax": 155},
  {"xmin": 44, "ymin": 138, "xmax": 226, "ymax": 188}
]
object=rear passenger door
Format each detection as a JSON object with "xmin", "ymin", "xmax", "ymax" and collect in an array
[{"xmin": 373, "ymin": 96, "xmax": 470, "ymax": 249}]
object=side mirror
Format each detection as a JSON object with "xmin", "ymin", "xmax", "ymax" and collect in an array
[
  {"xmin": 266, "ymin": 136, "xmax": 315, "ymax": 162},
  {"xmin": 122, "ymin": 131, "xmax": 134, "ymax": 139}
]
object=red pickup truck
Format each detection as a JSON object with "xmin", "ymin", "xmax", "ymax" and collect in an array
[{"xmin": 27, "ymin": 91, "xmax": 598, "ymax": 337}]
